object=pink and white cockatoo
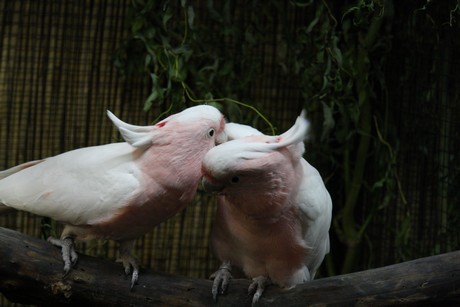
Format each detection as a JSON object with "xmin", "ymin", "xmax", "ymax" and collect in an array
[
  {"xmin": 223, "ymin": 122, "xmax": 263, "ymax": 140},
  {"xmin": 0, "ymin": 105, "xmax": 226, "ymax": 288},
  {"xmin": 201, "ymin": 112, "xmax": 332, "ymax": 305}
]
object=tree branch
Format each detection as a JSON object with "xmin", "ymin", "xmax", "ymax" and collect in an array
[{"xmin": 0, "ymin": 227, "xmax": 459, "ymax": 306}]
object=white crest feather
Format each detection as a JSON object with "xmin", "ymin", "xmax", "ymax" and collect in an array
[
  {"xmin": 118, "ymin": 127, "xmax": 153, "ymax": 149},
  {"xmin": 204, "ymin": 111, "xmax": 310, "ymax": 173},
  {"xmin": 273, "ymin": 110, "xmax": 309, "ymax": 148},
  {"xmin": 238, "ymin": 110, "xmax": 309, "ymax": 159},
  {"xmin": 107, "ymin": 110, "xmax": 152, "ymax": 132},
  {"xmin": 249, "ymin": 110, "xmax": 309, "ymax": 156},
  {"xmin": 107, "ymin": 110, "xmax": 154, "ymax": 149}
]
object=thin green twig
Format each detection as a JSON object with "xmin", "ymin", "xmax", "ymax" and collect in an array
[
  {"xmin": 181, "ymin": 81, "xmax": 276, "ymax": 135},
  {"xmin": 373, "ymin": 116, "xmax": 408, "ymax": 205},
  {"xmin": 151, "ymin": 103, "xmax": 174, "ymax": 124}
]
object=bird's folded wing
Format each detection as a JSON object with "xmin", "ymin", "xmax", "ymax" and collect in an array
[{"xmin": 0, "ymin": 143, "xmax": 140, "ymax": 226}]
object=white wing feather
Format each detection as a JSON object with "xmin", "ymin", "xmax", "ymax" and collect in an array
[
  {"xmin": 0, "ymin": 160, "xmax": 44, "ymax": 179},
  {"xmin": 297, "ymin": 159, "xmax": 332, "ymax": 279},
  {"xmin": 0, "ymin": 142, "xmax": 140, "ymax": 225}
]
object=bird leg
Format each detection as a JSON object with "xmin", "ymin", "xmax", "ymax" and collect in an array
[
  {"xmin": 248, "ymin": 275, "xmax": 272, "ymax": 306},
  {"xmin": 209, "ymin": 261, "xmax": 232, "ymax": 301},
  {"xmin": 117, "ymin": 240, "xmax": 139, "ymax": 289},
  {"xmin": 47, "ymin": 236, "xmax": 78, "ymax": 275}
]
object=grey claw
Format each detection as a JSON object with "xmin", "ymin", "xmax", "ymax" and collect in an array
[
  {"xmin": 248, "ymin": 276, "xmax": 271, "ymax": 306},
  {"xmin": 48, "ymin": 236, "xmax": 78, "ymax": 276},
  {"xmin": 118, "ymin": 253, "xmax": 139, "ymax": 289},
  {"xmin": 130, "ymin": 267, "xmax": 139, "ymax": 290},
  {"xmin": 124, "ymin": 264, "xmax": 131, "ymax": 275},
  {"xmin": 118, "ymin": 240, "xmax": 139, "ymax": 290},
  {"xmin": 210, "ymin": 263, "xmax": 232, "ymax": 301}
]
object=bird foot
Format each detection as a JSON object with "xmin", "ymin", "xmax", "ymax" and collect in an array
[
  {"xmin": 117, "ymin": 253, "xmax": 139, "ymax": 290},
  {"xmin": 47, "ymin": 236, "xmax": 78, "ymax": 275},
  {"xmin": 209, "ymin": 262, "xmax": 232, "ymax": 301},
  {"xmin": 248, "ymin": 276, "xmax": 271, "ymax": 306}
]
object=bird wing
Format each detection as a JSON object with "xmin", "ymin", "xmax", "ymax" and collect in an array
[
  {"xmin": 0, "ymin": 142, "xmax": 141, "ymax": 225},
  {"xmin": 0, "ymin": 160, "xmax": 45, "ymax": 179},
  {"xmin": 296, "ymin": 159, "xmax": 332, "ymax": 277}
]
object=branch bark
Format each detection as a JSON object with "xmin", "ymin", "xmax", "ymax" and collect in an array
[{"xmin": 0, "ymin": 227, "xmax": 459, "ymax": 306}]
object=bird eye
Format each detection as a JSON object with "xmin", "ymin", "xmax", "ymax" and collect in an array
[
  {"xmin": 208, "ymin": 128, "xmax": 215, "ymax": 137},
  {"xmin": 231, "ymin": 176, "xmax": 240, "ymax": 184}
]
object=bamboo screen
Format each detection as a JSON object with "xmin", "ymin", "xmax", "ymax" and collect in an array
[
  {"xmin": 0, "ymin": 2, "xmax": 221, "ymax": 305},
  {"xmin": 0, "ymin": 0, "xmax": 303, "ymax": 290},
  {"xmin": 1, "ymin": 1, "xmax": 459, "ymax": 306}
]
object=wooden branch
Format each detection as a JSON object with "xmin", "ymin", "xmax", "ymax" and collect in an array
[{"xmin": 0, "ymin": 227, "xmax": 459, "ymax": 306}]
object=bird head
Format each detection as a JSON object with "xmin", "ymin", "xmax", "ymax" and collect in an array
[
  {"xmin": 223, "ymin": 122, "xmax": 263, "ymax": 141},
  {"xmin": 201, "ymin": 111, "xmax": 309, "ymax": 217},
  {"xmin": 107, "ymin": 105, "xmax": 227, "ymax": 149}
]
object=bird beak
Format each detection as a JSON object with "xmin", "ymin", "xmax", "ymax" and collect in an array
[{"xmin": 201, "ymin": 177, "xmax": 224, "ymax": 193}]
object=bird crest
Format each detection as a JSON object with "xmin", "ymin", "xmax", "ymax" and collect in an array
[
  {"xmin": 107, "ymin": 111, "xmax": 156, "ymax": 149},
  {"xmin": 107, "ymin": 105, "xmax": 225, "ymax": 149},
  {"xmin": 238, "ymin": 110, "xmax": 310, "ymax": 159}
]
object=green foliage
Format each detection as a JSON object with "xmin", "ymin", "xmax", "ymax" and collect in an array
[
  {"xmin": 282, "ymin": 0, "xmax": 407, "ymax": 273},
  {"xmin": 114, "ymin": 0, "xmax": 460, "ymax": 274},
  {"xmin": 291, "ymin": 0, "xmax": 460, "ymax": 273},
  {"xmin": 114, "ymin": 0, "xmax": 401, "ymax": 275},
  {"xmin": 113, "ymin": 0, "xmax": 276, "ymax": 132}
]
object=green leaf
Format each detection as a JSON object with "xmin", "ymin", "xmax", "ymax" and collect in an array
[
  {"xmin": 131, "ymin": 17, "xmax": 145, "ymax": 33},
  {"xmin": 162, "ymin": 6, "xmax": 173, "ymax": 29},
  {"xmin": 321, "ymin": 101, "xmax": 335, "ymax": 141},
  {"xmin": 145, "ymin": 54, "xmax": 152, "ymax": 67},
  {"xmin": 290, "ymin": 0, "xmax": 314, "ymax": 8},
  {"xmin": 144, "ymin": 73, "xmax": 164, "ymax": 111},
  {"xmin": 145, "ymin": 28, "xmax": 156, "ymax": 39},
  {"xmin": 187, "ymin": 5, "xmax": 195, "ymax": 29},
  {"xmin": 331, "ymin": 36, "xmax": 343, "ymax": 67}
]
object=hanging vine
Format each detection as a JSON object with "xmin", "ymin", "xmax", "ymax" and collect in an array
[
  {"xmin": 114, "ymin": 0, "xmax": 459, "ymax": 275},
  {"xmin": 113, "ymin": 0, "xmax": 276, "ymax": 133}
]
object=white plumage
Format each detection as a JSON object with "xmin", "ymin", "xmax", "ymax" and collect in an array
[
  {"xmin": 203, "ymin": 113, "xmax": 332, "ymax": 304},
  {"xmin": 0, "ymin": 105, "xmax": 226, "ymax": 287}
]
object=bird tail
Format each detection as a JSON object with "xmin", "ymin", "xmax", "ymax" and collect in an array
[
  {"xmin": 0, "ymin": 160, "xmax": 44, "ymax": 215},
  {"xmin": 0, "ymin": 159, "xmax": 44, "ymax": 180}
]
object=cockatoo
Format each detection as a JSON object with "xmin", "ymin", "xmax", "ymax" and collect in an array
[
  {"xmin": 223, "ymin": 122, "xmax": 263, "ymax": 140},
  {"xmin": 0, "ymin": 105, "xmax": 226, "ymax": 288},
  {"xmin": 202, "ymin": 112, "xmax": 332, "ymax": 305}
]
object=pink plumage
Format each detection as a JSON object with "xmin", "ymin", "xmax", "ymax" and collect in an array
[
  {"xmin": 202, "ymin": 112, "xmax": 332, "ymax": 304},
  {"xmin": 0, "ymin": 105, "xmax": 226, "ymax": 287}
]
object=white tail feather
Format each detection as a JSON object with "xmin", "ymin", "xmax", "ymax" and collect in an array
[{"xmin": 0, "ymin": 160, "xmax": 44, "ymax": 179}]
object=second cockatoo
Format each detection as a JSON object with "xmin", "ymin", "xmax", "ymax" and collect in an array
[
  {"xmin": 201, "ymin": 112, "xmax": 332, "ymax": 304},
  {"xmin": 223, "ymin": 122, "xmax": 263, "ymax": 140},
  {"xmin": 0, "ymin": 105, "xmax": 226, "ymax": 288}
]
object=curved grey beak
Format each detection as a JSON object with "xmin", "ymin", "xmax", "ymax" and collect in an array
[{"xmin": 201, "ymin": 177, "xmax": 224, "ymax": 193}]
